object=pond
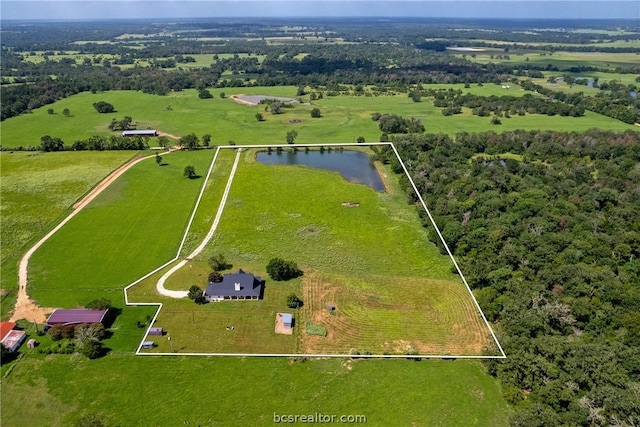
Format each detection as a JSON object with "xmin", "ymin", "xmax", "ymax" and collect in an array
[
  {"xmin": 235, "ymin": 95, "xmax": 297, "ymax": 105},
  {"xmin": 256, "ymin": 149, "xmax": 386, "ymax": 192}
]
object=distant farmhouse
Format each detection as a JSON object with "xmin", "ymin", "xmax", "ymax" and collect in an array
[
  {"xmin": 121, "ymin": 129, "xmax": 157, "ymax": 137},
  {"xmin": 47, "ymin": 309, "xmax": 109, "ymax": 326},
  {"xmin": 204, "ymin": 269, "xmax": 263, "ymax": 301}
]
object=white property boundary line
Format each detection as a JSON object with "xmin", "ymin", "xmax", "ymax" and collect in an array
[
  {"xmin": 154, "ymin": 148, "xmax": 243, "ymax": 298},
  {"xmin": 124, "ymin": 143, "xmax": 506, "ymax": 359}
]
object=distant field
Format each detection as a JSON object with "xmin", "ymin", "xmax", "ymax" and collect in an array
[
  {"xmin": 21, "ymin": 51, "xmax": 266, "ymax": 69},
  {"xmin": 1, "ymin": 87, "xmax": 636, "ymax": 150},
  {"xmin": 466, "ymin": 50, "xmax": 640, "ymax": 70}
]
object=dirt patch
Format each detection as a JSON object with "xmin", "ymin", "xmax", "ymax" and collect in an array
[
  {"xmin": 275, "ymin": 312, "xmax": 293, "ymax": 335},
  {"xmin": 372, "ymin": 161, "xmax": 392, "ymax": 193},
  {"xmin": 156, "ymin": 131, "xmax": 181, "ymax": 140},
  {"xmin": 10, "ymin": 294, "xmax": 52, "ymax": 324},
  {"xmin": 341, "ymin": 202, "xmax": 359, "ymax": 207},
  {"xmin": 289, "ymin": 118, "xmax": 303, "ymax": 124},
  {"xmin": 299, "ymin": 272, "xmax": 493, "ymax": 356}
]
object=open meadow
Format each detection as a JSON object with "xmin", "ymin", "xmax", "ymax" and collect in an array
[{"xmin": 1, "ymin": 85, "xmax": 635, "ymax": 151}]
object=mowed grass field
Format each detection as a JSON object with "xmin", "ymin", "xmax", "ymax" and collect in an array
[
  {"xmin": 145, "ymin": 148, "xmax": 494, "ymax": 355},
  {"xmin": 299, "ymin": 272, "xmax": 490, "ymax": 356},
  {"xmin": 1, "ymin": 85, "xmax": 636, "ymax": 151}
]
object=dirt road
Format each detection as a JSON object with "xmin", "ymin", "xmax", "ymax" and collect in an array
[{"xmin": 10, "ymin": 146, "xmax": 180, "ymax": 323}]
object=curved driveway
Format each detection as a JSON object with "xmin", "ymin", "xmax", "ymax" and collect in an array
[{"xmin": 155, "ymin": 148, "xmax": 242, "ymax": 298}]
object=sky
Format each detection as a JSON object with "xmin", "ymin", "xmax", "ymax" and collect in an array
[{"xmin": 1, "ymin": 0, "xmax": 639, "ymax": 21}]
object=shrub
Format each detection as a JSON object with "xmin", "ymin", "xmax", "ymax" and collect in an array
[
  {"xmin": 80, "ymin": 340, "xmax": 103, "ymax": 359},
  {"xmin": 93, "ymin": 101, "xmax": 115, "ymax": 113},
  {"xmin": 188, "ymin": 285, "xmax": 203, "ymax": 300},
  {"xmin": 305, "ymin": 321, "xmax": 327, "ymax": 337},
  {"xmin": 266, "ymin": 258, "xmax": 302, "ymax": 281},
  {"xmin": 47, "ymin": 326, "xmax": 64, "ymax": 341},
  {"xmin": 183, "ymin": 165, "xmax": 197, "ymax": 179},
  {"xmin": 286, "ymin": 293, "xmax": 303, "ymax": 309},
  {"xmin": 208, "ymin": 271, "xmax": 223, "ymax": 283}
]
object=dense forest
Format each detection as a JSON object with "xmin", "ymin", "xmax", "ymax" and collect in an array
[{"xmin": 373, "ymin": 129, "xmax": 640, "ymax": 426}]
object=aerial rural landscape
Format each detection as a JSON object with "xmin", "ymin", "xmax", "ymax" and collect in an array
[{"xmin": 1, "ymin": 2, "xmax": 639, "ymax": 425}]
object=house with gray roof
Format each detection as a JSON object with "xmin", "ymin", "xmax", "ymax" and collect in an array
[{"xmin": 204, "ymin": 269, "xmax": 263, "ymax": 301}]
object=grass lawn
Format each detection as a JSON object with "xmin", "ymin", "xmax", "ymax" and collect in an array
[
  {"xmin": 143, "ymin": 148, "xmax": 495, "ymax": 355},
  {"xmin": 1, "ymin": 87, "xmax": 635, "ymax": 150},
  {"xmin": 0, "ymin": 353, "xmax": 510, "ymax": 426}
]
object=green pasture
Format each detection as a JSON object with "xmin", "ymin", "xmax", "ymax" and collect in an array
[
  {"xmin": 448, "ymin": 36, "xmax": 640, "ymax": 49},
  {"xmin": 1, "ymin": 87, "xmax": 635, "ymax": 150},
  {"xmin": 144, "ymin": 278, "xmax": 301, "ymax": 354},
  {"xmin": 27, "ymin": 149, "xmax": 214, "ymax": 308},
  {"xmin": 0, "ymin": 151, "xmax": 137, "ymax": 317},
  {"xmin": 200, "ymin": 149, "xmax": 449, "ymax": 278},
  {"xmin": 1, "ymin": 353, "xmax": 510, "ymax": 426}
]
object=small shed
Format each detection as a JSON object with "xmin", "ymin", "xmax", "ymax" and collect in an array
[
  {"xmin": 27, "ymin": 339, "xmax": 37, "ymax": 349},
  {"xmin": 282, "ymin": 313, "xmax": 293, "ymax": 329},
  {"xmin": 148, "ymin": 327, "xmax": 163, "ymax": 336},
  {"xmin": 141, "ymin": 341, "xmax": 155, "ymax": 349}
]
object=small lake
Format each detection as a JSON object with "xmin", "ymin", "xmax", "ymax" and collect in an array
[
  {"xmin": 236, "ymin": 95, "xmax": 297, "ymax": 105},
  {"xmin": 256, "ymin": 149, "xmax": 386, "ymax": 192}
]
